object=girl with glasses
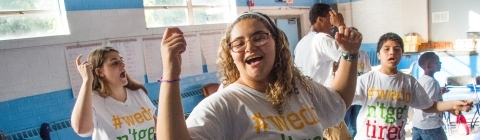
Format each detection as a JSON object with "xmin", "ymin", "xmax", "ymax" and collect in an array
[{"xmin": 156, "ymin": 12, "xmax": 362, "ymax": 139}]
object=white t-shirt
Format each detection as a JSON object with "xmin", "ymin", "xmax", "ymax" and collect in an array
[
  {"xmin": 412, "ymin": 75, "xmax": 443, "ymax": 129},
  {"xmin": 294, "ymin": 31, "xmax": 342, "ymax": 85},
  {"xmin": 186, "ymin": 79, "xmax": 346, "ymax": 140},
  {"xmin": 82, "ymin": 88, "xmax": 156, "ymax": 140},
  {"xmin": 353, "ymin": 71, "xmax": 434, "ymax": 140},
  {"xmin": 357, "ymin": 50, "xmax": 372, "ymax": 76}
]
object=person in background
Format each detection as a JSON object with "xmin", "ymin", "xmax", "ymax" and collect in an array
[
  {"xmin": 352, "ymin": 32, "xmax": 472, "ymax": 140},
  {"xmin": 156, "ymin": 11, "xmax": 363, "ymax": 139},
  {"xmin": 411, "ymin": 52, "xmax": 448, "ymax": 140},
  {"xmin": 294, "ymin": 4, "xmax": 352, "ymax": 139},
  {"xmin": 294, "ymin": 3, "xmax": 345, "ymax": 87},
  {"xmin": 71, "ymin": 47, "xmax": 156, "ymax": 140}
]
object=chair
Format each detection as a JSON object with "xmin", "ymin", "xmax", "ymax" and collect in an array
[
  {"xmin": 444, "ymin": 75, "xmax": 479, "ymax": 131},
  {"xmin": 399, "ymin": 61, "xmax": 417, "ymax": 75},
  {"xmin": 202, "ymin": 83, "xmax": 220, "ymax": 97}
]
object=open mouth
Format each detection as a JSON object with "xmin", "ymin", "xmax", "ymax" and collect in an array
[
  {"xmin": 120, "ymin": 71, "xmax": 126, "ymax": 78},
  {"xmin": 388, "ymin": 57, "xmax": 396, "ymax": 62},
  {"xmin": 245, "ymin": 55, "xmax": 263, "ymax": 65}
]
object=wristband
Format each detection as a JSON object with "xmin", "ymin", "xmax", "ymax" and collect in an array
[
  {"xmin": 157, "ymin": 77, "xmax": 181, "ymax": 83},
  {"xmin": 341, "ymin": 52, "xmax": 359, "ymax": 61}
]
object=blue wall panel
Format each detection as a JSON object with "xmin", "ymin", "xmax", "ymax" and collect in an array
[
  {"xmin": 2, "ymin": 72, "xmax": 219, "ymax": 139},
  {"xmin": 65, "ymin": 0, "xmax": 144, "ymax": 11}
]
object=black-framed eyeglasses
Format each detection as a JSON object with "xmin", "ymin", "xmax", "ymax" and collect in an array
[{"xmin": 228, "ymin": 32, "xmax": 272, "ymax": 53}]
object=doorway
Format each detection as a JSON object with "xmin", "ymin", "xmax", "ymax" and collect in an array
[{"xmin": 271, "ymin": 15, "xmax": 302, "ymax": 56}]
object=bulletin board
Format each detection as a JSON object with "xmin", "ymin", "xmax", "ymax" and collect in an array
[
  {"xmin": 65, "ymin": 30, "xmax": 226, "ymax": 97},
  {"xmin": 199, "ymin": 31, "xmax": 223, "ymax": 73},
  {"xmin": 180, "ymin": 33, "xmax": 203, "ymax": 78},
  {"xmin": 106, "ymin": 38, "xmax": 146, "ymax": 84},
  {"xmin": 142, "ymin": 36, "xmax": 163, "ymax": 83}
]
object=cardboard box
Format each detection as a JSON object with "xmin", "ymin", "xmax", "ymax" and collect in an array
[
  {"xmin": 404, "ymin": 43, "xmax": 419, "ymax": 52},
  {"xmin": 455, "ymin": 39, "xmax": 476, "ymax": 50},
  {"xmin": 418, "ymin": 43, "xmax": 430, "ymax": 51},
  {"xmin": 417, "ymin": 42, "xmax": 453, "ymax": 51},
  {"xmin": 444, "ymin": 42, "xmax": 454, "ymax": 50},
  {"xmin": 404, "ymin": 36, "xmax": 422, "ymax": 44}
]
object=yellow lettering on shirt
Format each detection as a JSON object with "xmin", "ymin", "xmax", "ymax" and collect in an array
[
  {"xmin": 299, "ymin": 107, "xmax": 318, "ymax": 125},
  {"xmin": 112, "ymin": 106, "xmax": 154, "ymax": 128},
  {"xmin": 251, "ymin": 103, "xmax": 320, "ymax": 134},
  {"xmin": 366, "ymin": 87, "xmax": 411, "ymax": 103},
  {"xmin": 134, "ymin": 113, "xmax": 144, "ymax": 124},
  {"xmin": 287, "ymin": 113, "xmax": 304, "ymax": 130},
  {"xmin": 358, "ymin": 62, "xmax": 365, "ymax": 69},
  {"xmin": 252, "ymin": 112, "xmax": 268, "ymax": 134},
  {"xmin": 267, "ymin": 116, "xmax": 290, "ymax": 131},
  {"xmin": 122, "ymin": 116, "xmax": 136, "ymax": 126}
]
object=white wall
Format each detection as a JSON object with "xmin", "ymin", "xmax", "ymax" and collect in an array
[
  {"xmin": 0, "ymin": 6, "xmax": 310, "ymax": 102},
  {"xmin": 338, "ymin": 0, "xmax": 428, "ymax": 43},
  {"xmin": 0, "ymin": 9, "xmax": 229, "ymax": 102},
  {"xmin": 429, "ymin": 0, "xmax": 480, "ymax": 41},
  {"xmin": 401, "ymin": 0, "xmax": 428, "ymax": 42}
]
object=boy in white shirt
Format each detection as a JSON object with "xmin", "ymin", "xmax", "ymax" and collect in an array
[
  {"xmin": 352, "ymin": 32, "xmax": 472, "ymax": 140},
  {"xmin": 412, "ymin": 52, "xmax": 448, "ymax": 140}
]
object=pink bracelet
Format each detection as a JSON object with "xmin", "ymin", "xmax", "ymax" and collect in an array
[{"xmin": 157, "ymin": 77, "xmax": 181, "ymax": 83}]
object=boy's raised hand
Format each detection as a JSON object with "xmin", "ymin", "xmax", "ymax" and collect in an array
[
  {"xmin": 161, "ymin": 27, "xmax": 186, "ymax": 77},
  {"xmin": 335, "ymin": 26, "xmax": 362, "ymax": 54},
  {"xmin": 330, "ymin": 10, "xmax": 345, "ymax": 27}
]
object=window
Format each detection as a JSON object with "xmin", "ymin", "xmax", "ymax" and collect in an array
[
  {"xmin": 143, "ymin": 0, "xmax": 235, "ymax": 28},
  {"xmin": 0, "ymin": 0, "xmax": 69, "ymax": 41}
]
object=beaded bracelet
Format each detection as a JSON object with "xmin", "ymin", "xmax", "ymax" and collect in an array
[{"xmin": 157, "ymin": 77, "xmax": 181, "ymax": 83}]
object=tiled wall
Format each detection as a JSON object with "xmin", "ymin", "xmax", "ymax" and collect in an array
[{"xmin": 338, "ymin": 0, "xmax": 428, "ymax": 43}]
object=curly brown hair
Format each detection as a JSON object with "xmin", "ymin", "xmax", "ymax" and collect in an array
[
  {"xmin": 217, "ymin": 12, "xmax": 312, "ymax": 115},
  {"xmin": 87, "ymin": 46, "xmax": 147, "ymax": 97}
]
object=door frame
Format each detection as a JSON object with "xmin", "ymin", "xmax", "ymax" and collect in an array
[{"xmin": 270, "ymin": 15, "xmax": 302, "ymax": 42}]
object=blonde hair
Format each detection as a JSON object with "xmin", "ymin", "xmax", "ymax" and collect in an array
[
  {"xmin": 217, "ymin": 12, "xmax": 312, "ymax": 114},
  {"xmin": 87, "ymin": 46, "xmax": 147, "ymax": 97}
]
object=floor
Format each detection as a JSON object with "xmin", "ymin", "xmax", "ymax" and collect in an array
[{"xmin": 404, "ymin": 116, "xmax": 480, "ymax": 140}]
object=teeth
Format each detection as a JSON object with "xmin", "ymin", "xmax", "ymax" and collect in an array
[{"xmin": 245, "ymin": 55, "xmax": 261, "ymax": 61}]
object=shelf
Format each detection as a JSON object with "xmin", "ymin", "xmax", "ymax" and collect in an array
[{"xmin": 404, "ymin": 50, "xmax": 480, "ymax": 57}]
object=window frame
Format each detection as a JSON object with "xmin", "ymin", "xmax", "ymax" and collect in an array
[
  {"xmin": 143, "ymin": 0, "xmax": 235, "ymax": 28},
  {"xmin": 0, "ymin": 0, "xmax": 69, "ymax": 41}
]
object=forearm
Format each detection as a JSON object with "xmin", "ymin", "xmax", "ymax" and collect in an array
[
  {"xmin": 156, "ymin": 64, "xmax": 190, "ymax": 140},
  {"xmin": 329, "ymin": 59, "xmax": 358, "ymax": 108},
  {"xmin": 71, "ymin": 81, "xmax": 94, "ymax": 134},
  {"xmin": 422, "ymin": 101, "xmax": 454, "ymax": 113}
]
